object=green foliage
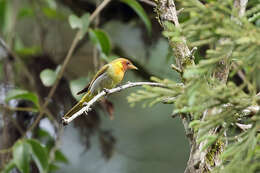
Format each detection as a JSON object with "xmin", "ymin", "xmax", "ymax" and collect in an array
[
  {"xmin": 0, "ymin": 0, "xmax": 6, "ymax": 27},
  {"xmin": 14, "ymin": 37, "xmax": 42, "ymax": 56},
  {"xmin": 27, "ymin": 139, "xmax": 49, "ymax": 173},
  {"xmin": 69, "ymin": 77, "xmax": 89, "ymax": 101},
  {"xmin": 40, "ymin": 65, "xmax": 61, "ymax": 87},
  {"xmin": 128, "ymin": 0, "xmax": 260, "ymax": 172},
  {"xmin": 120, "ymin": 0, "xmax": 152, "ymax": 34},
  {"xmin": 2, "ymin": 160, "xmax": 16, "ymax": 173},
  {"xmin": 40, "ymin": 69, "xmax": 57, "ymax": 87},
  {"xmin": 89, "ymin": 29, "xmax": 111, "ymax": 56},
  {"xmin": 1, "ymin": 0, "xmax": 259, "ymax": 172},
  {"xmin": 54, "ymin": 150, "xmax": 69, "ymax": 164},
  {"xmin": 45, "ymin": 0, "xmax": 57, "ymax": 9},
  {"xmin": 5, "ymin": 89, "xmax": 40, "ymax": 109},
  {"xmin": 12, "ymin": 140, "xmax": 31, "ymax": 173},
  {"xmin": 18, "ymin": 7, "xmax": 34, "ymax": 19},
  {"xmin": 4, "ymin": 134, "xmax": 68, "ymax": 173},
  {"xmin": 128, "ymin": 77, "xmax": 184, "ymax": 107},
  {"xmin": 42, "ymin": 7, "xmax": 65, "ymax": 19},
  {"xmin": 68, "ymin": 13, "xmax": 90, "ymax": 39}
]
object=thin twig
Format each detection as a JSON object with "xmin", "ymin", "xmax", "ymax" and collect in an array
[
  {"xmin": 0, "ymin": 105, "xmax": 37, "ymax": 112},
  {"xmin": 177, "ymin": 8, "xmax": 184, "ymax": 15},
  {"xmin": 0, "ymin": 147, "xmax": 12, "ymax": 154},
  {"xmin": 171, "ymin": 64, "xmax": 182, "ymax": 73},
  {"xmin": 139, "ymin": 0, "xmax": 156, "ymax": 7},
  {"xmin": 89, "ymin": 0, "xmax": 111, "ymax": 21},
  {"xmin": 232, "ymin": 62, "xmax": 254, "ymax": 92},
  {"xmin": 48, "ymin": 124, "xmax": 64, "ymax": 165},
  {"xmin": 26, "ymin": 0, "xmax": 112, "ymax": 134},
  {"xmin": 235, "ymin": 123, "xmax": 252, "ymax": 131},
  {"xmin": 241, "ymin": 105, "xmax": 260, "ymax": 116},
  {"xmin": 0, "ymin": 38, "xmax": 57, "ymax": 126},
  {"xmin": 62, "ymin": 82, "xmax": 166, "ymax": 125},
  {"xmin": 93, "ymin": 0, "xmax": 101, "ymax": 70}
]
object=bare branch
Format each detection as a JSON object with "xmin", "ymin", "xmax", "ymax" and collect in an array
[
  {"xmin": 139, "ymin": 0, "xmax": 156, "ymax": 7},
  {"xmin": 234, "ymin": 0, "xmax": 248, "ymax": 17},
  {"xmin": 235, "ymin": 123, "xmax": 253, "ymax": 131},
  {"xmin": 177, "ymin": 8, "xmax": 184, "ymax": 15},
  {"xmin": 242, "ymin": 105, "xmax": 260, "ymax": 116},
  {"xmin": 157, "ymin": 0, "xmax": 194, "ymax": 71},
  {"xmin": 62, "ymin": 82, "xmax": 166, "ymax": 125}
]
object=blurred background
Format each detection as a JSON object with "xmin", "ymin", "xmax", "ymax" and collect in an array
[{"xmin": 0, "ymin": 0, "xmax": 189, "ymax": 172}]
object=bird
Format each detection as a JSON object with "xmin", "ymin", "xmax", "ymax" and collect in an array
[{"xmin": 62, "ymin": 58, "xmax": 138, "ymax": 124}]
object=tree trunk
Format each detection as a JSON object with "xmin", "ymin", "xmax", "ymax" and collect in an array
[{"xmin": 154, "ymin": 0, "xmax": 248, "ymax": 172}]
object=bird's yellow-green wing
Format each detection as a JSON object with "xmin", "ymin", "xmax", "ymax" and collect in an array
[{"xmin": 77, "ymin": 64, "xmax": 110, "ymax": 95}]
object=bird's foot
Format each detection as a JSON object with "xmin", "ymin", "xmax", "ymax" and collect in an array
[
  {"xmin": 82, "ymin": 102, "xmax": 91, "ymax": 115},
  {"xmin": 103, "ymin": 88, "xmax": 110, "ymax": 95},
  {"xmin": 84, "ymin": 109, "xmax": 91, "ymax": 116}
]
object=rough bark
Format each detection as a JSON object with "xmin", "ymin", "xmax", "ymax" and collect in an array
[{"xmin": 154, "ymin": 0, "xmax": 248, "ymax": 172}]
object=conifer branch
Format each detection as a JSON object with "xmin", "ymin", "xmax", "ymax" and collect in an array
[{"xmin": 156, "ymin": 0, "xmax": 194, "ymax": 70}]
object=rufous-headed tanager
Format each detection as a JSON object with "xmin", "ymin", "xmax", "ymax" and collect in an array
[{"xmin": 62, "ymin": 58, "xmax": 138, "ymax": 122}]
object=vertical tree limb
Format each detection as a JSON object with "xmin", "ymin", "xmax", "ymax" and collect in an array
[
  {"xmin": 156, "ymin": 0, "xmax": 194, "ymax": 71},
  {"xmin": 153, "ymin": 0, "xmax": 249, "ymax": 172}
]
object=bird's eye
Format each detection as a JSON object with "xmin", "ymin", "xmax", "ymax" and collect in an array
[{"xmin": 126, "ymin": 62, "xmax": 130, "ymax": 65}]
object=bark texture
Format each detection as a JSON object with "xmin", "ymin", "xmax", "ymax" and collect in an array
[{"xmin": 154, "ymin": 0, "xmax": 248, "ymax": 172}]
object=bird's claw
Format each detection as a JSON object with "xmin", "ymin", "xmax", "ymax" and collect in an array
[
  {"xmin": 103, "ymin": 88, "xmax": 110, "ymax": 94},
  {"xmin": 84, "ymin": 108, "xmax": 91, "ymax": 115}
]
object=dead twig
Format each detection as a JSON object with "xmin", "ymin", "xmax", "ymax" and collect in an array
[{"xmin": 62, "ymin": 82, "xmax": 166, "ymax": 125}]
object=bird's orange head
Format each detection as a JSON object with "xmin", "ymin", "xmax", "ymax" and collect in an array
[{"xmin": 112, "ymin": 58, "xmax": 138, "ymax": 72}]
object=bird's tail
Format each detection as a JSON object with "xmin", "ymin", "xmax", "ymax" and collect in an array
[{"xmin": 62, "ymin": 91, "xmax": 93, "ymax": 125}]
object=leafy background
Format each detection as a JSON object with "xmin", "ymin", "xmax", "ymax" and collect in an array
[
  {"xmin": 1, "ymin": 0, "xmax": 259, "ymax": 172},
  {"xmin": 0, "ymin": 0, "xmax": 189, "ymax": 172}
]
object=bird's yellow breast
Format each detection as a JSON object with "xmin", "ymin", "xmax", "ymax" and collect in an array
[{"xmin": 108, "ymin": 61, "xmax": 124, "ymax": 85}]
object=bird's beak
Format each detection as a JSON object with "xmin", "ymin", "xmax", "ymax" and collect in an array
[{"xmin": 128, "ymin": 64, "xmax": 138, "ymax": 70}]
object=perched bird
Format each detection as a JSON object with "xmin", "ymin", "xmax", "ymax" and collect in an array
[{"xmin": 62, "ymin": 58, "xmax": 138, "ymax": 124}]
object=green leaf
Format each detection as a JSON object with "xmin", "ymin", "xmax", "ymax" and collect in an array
[
  {"xmin": 37, "ymin": 128, "xmax": 53, "ymax": 140},
  {"xmin": 256, "ymin": 19, "xmax": 260, "ymax": 27},
  {"xmin": 189, "ymin": 120, "xmax": 201, "ymax": 128},
  {"xmin": 68, "ymin": 13, "xmax": 90, "ymax": 39},
  {"xmin": 45, "ymin": 0, "xmax": 57, "ymax": 9},
  {"xmin": 100, "ymin": 52, "xmax": 110, "ymax": 62},
  {"xmin": 40, "ymin": 69, "xmax": 56, "ymax": 87},
  {"xmin": 48, "ymin": 163, "xmax": 60, "ymax": 172},
  {"xmin": 26, "ymin": 139, "xmax": 49, "ymax": 173},
  {"xmin": 120, "ymin": 0, "xmax": 151, "ymax": 34},
  {"xmin": 80, "ymin": 13, "xmax": 90, "ymax": 39},
  {"xmin": 68, "ymin": 14, "xmax": 82, "ymax": 29},
  {"xmin": 13, "ymin": 140, "xmax": 31, "ymax": 173},
  {"xmin": 0, "ymin": 0, "xmax": 6, "ymax": 28},
  {"xmin": 55, "ymin": 65, "xmax": 61, "ymax": 74},
  {"xmin": 69, "ymin": 77, "xmax": 89, "ymax": 101},
  {"xmin": 14, "ymin": 37, "xmax": 41, "ymax": 56},
  {"xmin": 18, "ymin": 7, "xmax": 34, "ymax": 19},
  {"xmin": 42, "ymin": 7, "xmax": 65, "ymax": 19},
  {"xmin": 2, "ymin": 160, "xmax": 16, "ymax": 173},
  {"xmin": 15, "ymin": 46, "xmax": 42, "ymax": 56},
  {"xmin": 89, "ymin": 29, "xmax": 111, "ymax": 56},
  {"xmin": 55, "ymin": 150, "xmax": 69, "ymax": 164},
  {"xmin": 5, "ymin": 89, "xmax": 39, "ymax": 108}
]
